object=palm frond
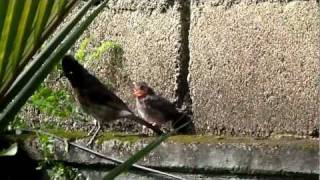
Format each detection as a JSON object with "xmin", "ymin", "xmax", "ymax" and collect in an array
[{"xmin": 0, "ymin": 0, "xmax": 106, "ymax": 130}]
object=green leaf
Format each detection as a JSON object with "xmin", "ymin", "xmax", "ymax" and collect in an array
[
  {"xmin": 0, "ymin": 143, "xmax": 18, "ymax": 156},
  {"xmin": 0, "ymin": 0, "xmax": 107, "ymax": 130},
  {"xmin": 0, "ymin": 0, "xmax": 25, "ymax": 84},
  {"xmin": 33, "ymin": 0, "xmax": 54, "ymax": 45},
  {"xmin": 0, "ymin": 1, "xmax": 9, "ymax": 35},
  {"xmin": 0, "ymin": 0, "xmax": 88, "ymax": 111},
  {"xmin": 15, "ymin": 0, "xmax": 39, "ymax": 67},
  {"xmin": 0, "ymin": 0, "xmax": 77, "ymax": 110}
]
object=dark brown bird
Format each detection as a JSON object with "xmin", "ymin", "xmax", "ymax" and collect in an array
[
  {"xmin": 62, "ymin": 55, "xmax": 163, "ymax": 145},
  {"xmin": 132, "ymin": 81, "xmax": 195, "ymax": 134}
]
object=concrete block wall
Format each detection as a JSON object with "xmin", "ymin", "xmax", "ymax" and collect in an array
[
  {"xmin": 77, "ymin": 0, "xmax": 185, "ymax": 103},
  {"xmin": 189, "ymin": 0, "xmax": 319, "ymax": 136},
  {"xmin": 74, "ymin": 0, "xmax": 319, "ymax": 136}
]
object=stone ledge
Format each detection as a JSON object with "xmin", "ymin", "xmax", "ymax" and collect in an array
[{"xmin": 17, "ymin": 132, "xmax": 319, "ymax": 176}]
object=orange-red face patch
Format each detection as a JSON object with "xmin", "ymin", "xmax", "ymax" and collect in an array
[{"xmin": 133, "ymin": 88, "xmax": 146, "ymax": 98}]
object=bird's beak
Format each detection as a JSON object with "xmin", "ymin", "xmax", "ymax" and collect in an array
[
  {"xmin": 132, "ymin": 82, "xmax": 146, "ymax": 97},
  {"xmin": 133, "ymin": 88, "xmax": 145, "ymax": 97},
  {"xmin": 133, "ymin": 88, "xmax": 141, "ymax": 97}
]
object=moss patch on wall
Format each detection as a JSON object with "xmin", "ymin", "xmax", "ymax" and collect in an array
[{"xmin": 9, "ymin": 129, "xmax": 318, "ymax": 152}]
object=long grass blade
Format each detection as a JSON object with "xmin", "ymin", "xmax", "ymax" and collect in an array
[
  {"xmin": 18, "ymin": 0, "xmax": 40, "ymax": 64},
  {"xmin": 33, "ymin": 0, "xmax": 54, "ymax": 46},
  {"xmin": 0, "ymin": 142, "xmax": 17, "ymax": 156},
  {"xmin": 0, "ymin": 0, "xmax": 76, "ymax": 101},
  {"xmin": 4, "ymin": 0, "xmax": 38, "ymax": 88},
  {"xmin": 0, "ymin": 0, "xmax": 25, "ymax": 84},
  {"xmin": 0, "ymin": 1, "xmax": 9, "ymax": 36},
  {"xmin": 46, "ymin": 0, "xmax": 67, "ymax": 28},
  {"xmin": 103, "ymin": 118, "xmax": 191, "ymax": 180},
  {"xmin": 0, "ymin": 0, "xmax": 107, "ymax": 130}
]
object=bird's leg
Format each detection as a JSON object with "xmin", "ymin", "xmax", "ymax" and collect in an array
[
  {"xmin": 128, "ymin": 115, "xmax": 164, "ymax": 135},
  {"xmin": 87, "ymin": 119, "xmax": 97, "ymax": 136},
  {"xmin": 87, "ymin": 120, "xmax": 101, "ymax": 146},
  {"xmin": 141, "ymin": 125, "xmax": 148, "ymax": 135}
]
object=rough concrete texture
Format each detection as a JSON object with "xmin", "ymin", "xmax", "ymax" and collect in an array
[
  {"xmin": 79, "ymin": 169, "xmax": 312, "ymax": 180},
  {"xmin": 189, "ymin": 0, "xmax": 320, "ymax": 135},
  {"xmin": 74, "ymin": 0, "xmax": 184, "ymax": 104},
  {"xmin": 22, "ymin": 134, "xmax": 319, "ymax": 178}
]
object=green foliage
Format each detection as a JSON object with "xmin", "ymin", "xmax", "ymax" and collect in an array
[
  {"xmin": 37, "ymin": 133, "xmax": 55, "ymax": 162},
  {"xmin": 0, "ymin": 0, "xmax": 106, "ymax": 130},
  {"xmin": 90, "ymin": 40, "xmax": 122, "ymax": 61},
  {"xmin": 7, "ymin": 116, "xmax": 29, "ymax": 132},
  {"xmin": 0, "ymin": 0, "xmax": 76, "ymax": 111},
  {"xmin": 75, "ymin": 38, "xmax": 123, "ymax": 63},
  {"xmin": 37, "ymin": 133, "xmax": 81, "ymax": 180},
  {"xmin": 47, "ymin": 162, "xmax": 80, "ymax": 180},
  {"xmin": 74, "ymin": 39, "xmax": 125, "ymax": 90},
  {"xmin": 75, "ymin": 37, "xmax": 91, "ymax": 61},
  {"xmin": 30, "ymin": 84, "xmax": 75, "ymax": 118}
]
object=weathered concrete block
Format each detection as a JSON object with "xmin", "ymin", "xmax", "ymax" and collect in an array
[
  {"xmin": 21, "ymin": 134, "xmax": 319, "ymax": 179},
  {"xmin": 189, "ymin": 0, "xmax": 320, "ymax": 135},
  {"xmin": 77, "ymin": 0, "xmax": 184, "ymax": 103}
]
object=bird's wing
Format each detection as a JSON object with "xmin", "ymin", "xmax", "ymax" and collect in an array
[
  {"xmin": 77, "ymin": 82, "xmax": 129, "ymax": 112},
  {"xmin": 144, "ymin": 95, "xmax": 181, "ymax": 120},
  {"xmin": 145, "ymin": 95, "xmax": 195, "ymax": 134}
]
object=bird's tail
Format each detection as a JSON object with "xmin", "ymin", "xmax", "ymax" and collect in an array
[{"xmin": 126, "ymin": 114, "xmax": 164, "ymax": 135}]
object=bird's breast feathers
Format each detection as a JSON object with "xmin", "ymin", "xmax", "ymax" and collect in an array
[{"xmin": 136, "ymin": 98, "xmax": 166, "ymax": 125}]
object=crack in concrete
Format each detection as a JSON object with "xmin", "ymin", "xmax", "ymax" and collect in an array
[
  {"xmin": 174, "ymin": 0, "xmax": 195, "ymax": 133},
  {"xmin": 175, "ymin": 0, "xmax": 192, "ymax": 109}
]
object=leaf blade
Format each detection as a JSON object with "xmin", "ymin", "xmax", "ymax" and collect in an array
[
  {"xmin": 0, "ymin": 143, "xmax": 18, "ymax": 156},
  {"xmin": 0, "ymin": 0, "xmax": 89, "ymax": 111},
  {"xmin": 0, "ymin": 0, "xmax": 107, "ymax": 130},
  {"xmin": 0, "ymin": 0, "xmax": 25, "ymax": 84}
]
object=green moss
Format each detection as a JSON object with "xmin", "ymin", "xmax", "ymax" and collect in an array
[
  {"xmin": 167, "ymin": 135, "xmax": 318, "ymax": 149},
  {"xmin": 96, "ymin": 132, "xmax": 148, "ymax": 144},
  {"xmin": 168, "ymin": 135, "xmax": 255, "ymax": 144},
  {"xmin": 36, "ymin": 130, "xmax": 318, "ymax": 151},
  {"xmin": 9, "ymin": 130, "xmax": 319, "ymax": 153},
  {"xmin": 46, "ymin": 129, "xmax": 87, "ymax": 139},
  {"xmin": 295, "ymin": 141, "xmax": 318, "ymax": 151}
]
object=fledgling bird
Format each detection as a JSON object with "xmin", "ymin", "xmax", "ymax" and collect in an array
[
  {"xmin": 61, "ymin": 55, "xmax": 164, "ymax": 145},
  {"xmin": 132, "ymin": 81, "xmax": 195, "ymax": 134}
]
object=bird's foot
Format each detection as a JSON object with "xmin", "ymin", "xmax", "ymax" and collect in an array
[
  {"xmin": 87, "ymin": 129, "xmax": 94, "ymax": 137},
  {"xmin": 141, "ymin": 125, "xmax": 151, "ymax": 136},
  {"xmin": 86, "ymin": 120, "xmax": 101, "ymax": 147},
  {"xmin": 142, "ymin": 124, "xmax": 164, "ymax": 136},
  {"xmin": 86, "ymin": 136, "xmax": 95, "ymax": 147},
  {"xmin": 87, "ymin": 120, "xmax": 98, "ymax": 137}
]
